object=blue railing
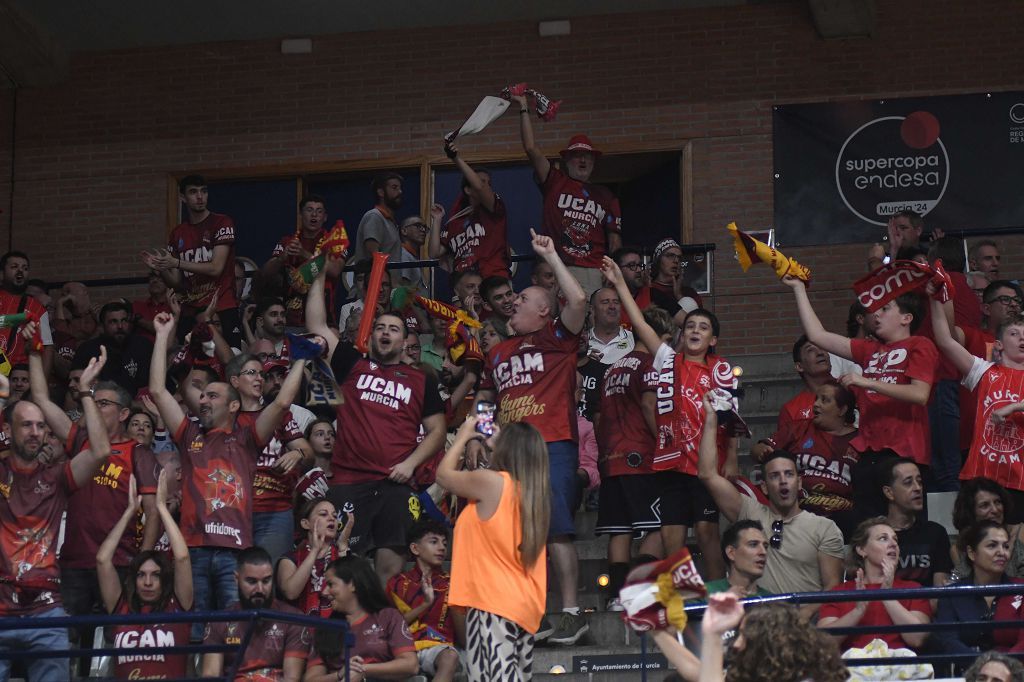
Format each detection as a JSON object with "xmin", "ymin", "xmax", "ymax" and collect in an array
[
  {"xmin": 0, "ymin": 608, "xmax": 352, "ymax": 682},
  {"xmin": 682, "ymin": 582, "xmax": 1024, "ymax": 669}
]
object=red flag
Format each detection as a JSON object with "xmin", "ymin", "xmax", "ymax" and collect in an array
[{"xmin": 852, "ymin": 260, "xmax": 937, "ymax": 313}]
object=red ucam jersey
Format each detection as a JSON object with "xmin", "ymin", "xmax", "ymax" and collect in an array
[
  {"xmin": 0, "ymin": 459, "xmax": 76, "ymax": 616},
  {"xmin": 961, "ymin": 357, "xmax": 1024, "ymax": 491},
  {"xmin": 540, "ymin": 167, "xmax": 622, "ymax": 268},
  {"xmin": 272, "ymin": 229, "xmax": 337, "ymax": 328},
  {"xmin": 441, "ymin": 196, "xmax": 511, "ymax": 278},
  {"xmin": 650, "ymin": 344, "xmax": 736, "ymax": 474},
  {"xmin": 168, "ymin": 212, "xmax": 238, "ymax": 312},
  {"xmin": 487, "ymin": 318, "xmax": 581, "ymax": 443},
  {"xmin": 203, "ymin": 600, "xmax": 310, "ymax": 680},
  {"xmin": 330, "ymin": 344, "xmax": 444, "ymax": 484},
  {"xmin": 770, "ymin": 390, "xmax": 816, "ymax": 449},
  {"xmin": 849, "ymin": 336, "xmax": 937, "ymax": 465},
  {"xmin": 595, "ymin": 350, "xmax": 660, "ymax": 477},
  {"xmin": 60, "ymin": 425, "xmax": 160, "ymax": 569},
  {"xmin": 111, "ymin": 595, "xmax": 191, "ymax": 680},
  {"xmin": 173, "ymin": 418, "xmax": 266, "ymax": 549},
  {"xmin": 239, "ymin": 406, "xmax": 311, "ymax": 514}
]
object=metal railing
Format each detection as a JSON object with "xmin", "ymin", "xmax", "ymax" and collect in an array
[
  {"xmin": 0, "ymin": 608, "xmax": 352, "ymax": 681},
  {"xmin": 683, "ymin": 582, "xmax": 1024, "ymax": 669}
]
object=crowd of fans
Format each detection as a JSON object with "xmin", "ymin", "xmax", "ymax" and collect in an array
[{"xmin": 0, "ymin": 110, "xmax": 1023, "ymax": 682}]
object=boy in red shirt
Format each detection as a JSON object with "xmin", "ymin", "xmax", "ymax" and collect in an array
[
  {"xmin": 386, "ymin": 518, "xmax": 463, "ymax": 682},
  {"xmin": 783, "ymin": 276, "xmax": 937, "ymax": 519}
]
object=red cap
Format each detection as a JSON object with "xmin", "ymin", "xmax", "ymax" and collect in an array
[
  {"xmin": 262, "ymin": 357, "xmax": 289, "ymax": 373},
  {"xmin": 559, "ymin": 134, "xmax": 602, "ymax": 157}
]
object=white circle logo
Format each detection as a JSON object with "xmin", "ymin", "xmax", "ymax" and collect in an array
[
  {"xmin": 1011, "ymin": 103, "xmax": 1024, "ymax": 124},
  {"xmin": 834, "ymin": 113, "xmax": 950, "ymax": 226}
]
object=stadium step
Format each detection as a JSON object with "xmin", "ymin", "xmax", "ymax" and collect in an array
[{"xmin": 533, "ymin": 642, "xmax": 674, "ymax": 679}]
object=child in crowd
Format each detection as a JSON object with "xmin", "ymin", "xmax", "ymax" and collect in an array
[
  {"xmin": 783, "ymin": 276, "xmax": 937, "ymax": 518},
  {"xmin": 387, "ymin": 518, "xmax": 464, "ymax": 682}
]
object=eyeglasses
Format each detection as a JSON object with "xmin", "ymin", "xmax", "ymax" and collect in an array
[
  {"xmin": 405, "ymin": 222, "xmax": 428, "ymax": 231},
  {"xmin": 238, "ymin": 368, "xmax": 261, "ymax": 377},
  {"xmin": 405, "ymin": 345, "xmax": 422, "ymax": 351},
  {"xmin": 989, "ymin": 295, "xmax": 1023, "ymax": 307},
  {"xmin": 770, "ymin": 520, "xmax": 784, "ymax": 549},
  {"xmin": 620, "ymin": 262, "xmax": 643, "ymax": 271},
  {"xmin": 95, "ymin": 399, "xmax": 124, "ymax": 409}
]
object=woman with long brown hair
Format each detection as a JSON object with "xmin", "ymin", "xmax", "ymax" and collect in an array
[{"xmin": 438, "ymin": 416, "xmax": 550, "ymax": 682}]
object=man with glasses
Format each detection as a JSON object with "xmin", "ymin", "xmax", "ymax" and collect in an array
[
  {"xmin": 397, "ymin": 216, "xmax": 430, "ymax": 297},
  {"xmin": 264, "ymin": 194, "xmax": 338, "ymax": 331},
  {"xmin": 26, "ymin": 329, "xmax": 162, "ymax": 671},
  {"xmin": 697, "ymin": 394, "xmax": 843, "ymax": 604}
]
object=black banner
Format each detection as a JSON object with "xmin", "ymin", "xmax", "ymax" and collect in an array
[{"xmin": 773, "ymin": 92, "xmax": 1024, "ymax": 246}]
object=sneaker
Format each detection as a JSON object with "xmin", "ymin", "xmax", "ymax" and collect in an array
[
  {"xmin": 606, "ymin": 597, "xmax": 624, "ymax": 612},
  {"xmin": 548, "ymin": 611, "xmax": 589, "ymax": 646},
  {"xmin": 534, "ymin": 615, "xmax": 555, "ymax": 642}
]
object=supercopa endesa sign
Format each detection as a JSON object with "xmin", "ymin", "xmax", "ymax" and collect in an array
[
  {"xmin": 835, "ymin": 112, "xmax": 950, "ymax": 226},
  {"xmin": 773, "ymin": 92, "xmax": 1024, "ymax": 246}
]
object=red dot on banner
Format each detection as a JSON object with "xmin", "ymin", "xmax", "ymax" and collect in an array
[{"xmin": 900, "ymin": 111, "xmax": 941, "ymax": 149}]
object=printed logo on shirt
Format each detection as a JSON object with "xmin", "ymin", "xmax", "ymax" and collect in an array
[
  {"xmin": 493, "ymin": 353, "xmax": 544, "ymax": 391},
  {"xmin": 93, "ymin": 457, "xmax": 126, "ymax": 489},
  {"xmin": 203, "ymin": 464, "xmax": 244, "ymax": 513},
  {"xmin": 264, "ymin": 623, "xmax": 285, "ymax": 651},
  {"xmin": 114, "ymin": 628, "xmax": 175, "ymax": 663},
  {"xmin": 863, "ymin": 348, "xmax": 909, "ymax": 384},
  {"xmin": 5, "ymin": 522, "xmax": 53, "ymax": 580},
  {"xmin": 448, "ymin": 222, "xmax": 486, "ymax": 257},
  {"xmin": 980, "ymin": 387, "xmax": 1024, "ymax": 464},
  {"xmin": 355, "ymin": 374, "xmax": 413, "ymax": 409}
]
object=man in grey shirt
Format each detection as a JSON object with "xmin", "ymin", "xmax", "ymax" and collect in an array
[
  {"xmin": 353, "ymin": 172, "xmax": 404, "ymax": 271},
  {"xmin": 697, "ymin": 394, "xmax": 844, "ymax": 612}
]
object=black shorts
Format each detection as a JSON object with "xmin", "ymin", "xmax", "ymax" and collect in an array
[
  {"xmin": 326, "ymin": 480, "xmax": 419, "ymax": 554},
  {"xmin": 658, "ymin": 472, "xmax": 719, "ymax": 526},
  {"xmin": 595, "ymin": 474, "xmax": 663, "ymax": 536}
]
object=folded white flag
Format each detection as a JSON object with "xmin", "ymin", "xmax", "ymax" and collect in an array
[{"xmin": 445, "ymin": 96, "xmax": 510, "ymax": 142}]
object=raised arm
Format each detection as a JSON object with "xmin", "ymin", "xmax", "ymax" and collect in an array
[
  {"xmin": 24, "ymin": 322, "xmax": 72, "ymax": 441},
  {"xmin": 148, "ymin": 312, "xmax": 187, "ymax": 436},
  {"xmin": 156, "ymin": 468, "xmax": 193, "ymax": 610},
  {"xmin": 425, "ymin": 202, "xmax": 450, "ymax": 269},
  {"xmin": 304, "ymin": 259, "xmax": 340, "ymax": 358},
  {"xmin": 254, "ymin": 359, "xmax": 306, "ymax": 445},
  {"xmin": 511, "ymin": 94, "xmax": 551, "ymax": 182},
  {"xmin": 929, "ymin": 296, "xmax": 975, "ymax": 377},
  {"xmin": 69, "ymin": 352, "xmax": 113, "ymax": 489},
  {"xmin": 436, "ymin": 416, "xmax": 505, "ymax": 507},
  {"xmin": 695, "ymin": 395, "xmax": 742, "ymax": 522},
  {"xmin": 531, "ymin": 229, "xmax": 586, "ymax": 334},
  {"xmin": 601, "ymin": 256, "xmax": 664, "ymax": 354},
  {"xmin": 447, "ymin": 142, "xmax": 497, "ymax": 213},
  {"xmin": 97, "ymin": 476, "xmax": 140, "ymax": 613},
  {"xmin": 782, "ymin": 276, "xmax": 853, "ymax": 360}
]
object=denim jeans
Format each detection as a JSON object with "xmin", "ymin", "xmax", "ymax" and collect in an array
[
  {"xmin": 189, "ymin": 547, "xmax": 239, "ymax": 640},
  {"xmin": 253, "ymin": 509, "xmax": 296, "ymax": 566},
  {"xmin": 0, "ymin": 606, "xmax": 70, "ymax": 682}
]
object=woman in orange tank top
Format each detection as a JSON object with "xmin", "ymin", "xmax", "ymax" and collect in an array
[{"xmin": 438, "ymin": 416, "xmax": 550, "ymax": 682}]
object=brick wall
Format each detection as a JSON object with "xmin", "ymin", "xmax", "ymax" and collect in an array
[{"xmin": 0, "ymin": 0, "xmax": 1022, "ymax": 354}]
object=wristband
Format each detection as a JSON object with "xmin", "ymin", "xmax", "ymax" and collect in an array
[{"xmin": 520, "ymin": 109, "xmax": 529, "ymax": 114}]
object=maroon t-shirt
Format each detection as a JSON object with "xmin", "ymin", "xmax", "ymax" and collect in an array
[
  {"xmin": 131, "ymin": 297, "xmax": 172, "ymax": 342},
  {"xmin": 440, "ymin": 196, "xmax": 511, "ymax": 278},
  {"xmin": 272, "ymin": 229, "xmax": 337, "ymax": 328},
  {"xmin": 310, "ymin": 607, "xmax": 414, "ymax": 670},
  {"xmin": 239, "ymin": 408, "xmax": 304, "ymax": 514},
  {"xmin": 168, "ymin": 212, "xmax": 238, "ymax": 311},
  {"xmin": 203, "ymin": 600, "xmax": 310, "ymax": 680},
  {"xmin": 0, "ymin": 457, "xmax": 76, "ymax": 615},
  {"xmin": 60, "ymin": 426, "xmax": 160, "ymax": 569},
  {"xmin": 595, "ymin": 350, "xmax": 660, "ymax": 477},
  {"xmin": 111, "ymin": 595, "xmax": 191, "ymax": 680},
  {"xmin": 487, "ymin": 319, "xmax": 581, "ymax": 444},
  {"xmin": 173, "ymin": 418, "xmax": 265, "ymax": 549},
  {"xmin": 330, "ymin": 345, "xmax": 443, "ymax": 484},
  {"xmin": 787, "ymin": 420, "xmax": 859, "ymax": 517},
  {"xmin": 540, "ymin": 167, "xmax": 622, "ymax": 268}
]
